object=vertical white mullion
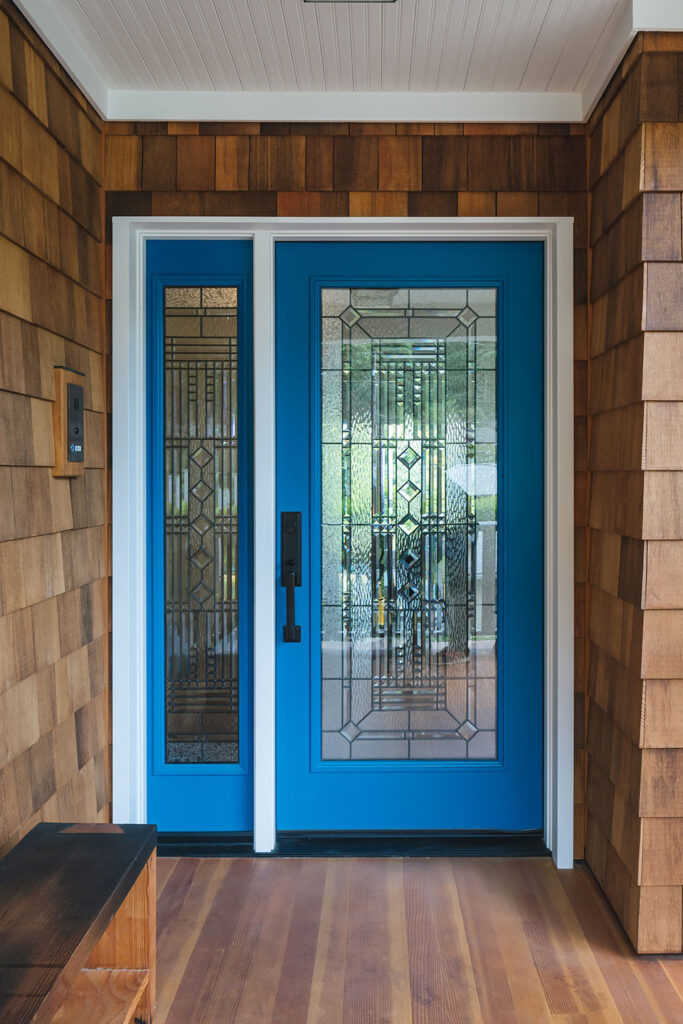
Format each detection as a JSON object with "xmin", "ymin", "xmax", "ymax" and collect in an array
[
  {"xmin": 252, "ymin": 230, "xmax": 277, "ymax": 851},
  {"xmin": 553, "ymin": 220, "xmax": 575, "ymax": 868},
  {"xmin": 545, "ymin": 221, "xmax": 574, "ymax": 868},
  {"xmin": 544, "ymin": 229, "xmax": 554, "ymax": 858},
  {"xmin": 112, "ymin": 221, "xmax": 147, "ymax": 824}
]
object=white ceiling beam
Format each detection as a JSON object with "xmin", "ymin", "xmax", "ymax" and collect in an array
[
  {"xmin": 106, "ymin": 88, "xmax": 582, "ymax": 123},
  {"xmin": 633, "ymin": 0, "xmax": 683, "ymax": 31}
]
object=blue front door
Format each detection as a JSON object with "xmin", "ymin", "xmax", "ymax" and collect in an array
[
  {"xmin": 146, "ymin": 240, "xmax": 253, "ymax": 832},
  {"xmin": 276, "ymin": 241, "xmax": 544, "ymax": 832}
]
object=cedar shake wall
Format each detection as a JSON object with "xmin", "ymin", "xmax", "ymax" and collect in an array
[
  {"xmin": 585, "ymin": 33, "xmax": 683, "ymax": 953},
  {"xmin": 0, "ymin": 1, "xmax": 109, "ymax": 853},
  {"xmin": 103, "ymin": 118, "xmax": 592, "ymax": 863}
]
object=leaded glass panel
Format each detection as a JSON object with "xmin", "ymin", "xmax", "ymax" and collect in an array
[
  {"xmin": 321, "ymin": 287, "xmax": 498, "ymax": 761},
  {"xmin": 164, "ymin": 286, "xmax": 239, "ymax": 764}
]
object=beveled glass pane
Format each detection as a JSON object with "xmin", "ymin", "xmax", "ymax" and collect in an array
[
  {"xmin": 164, "ymin": 286, "xmax": 239, "ymax": 764},
  {"xmin": 320, "ymin": 287, "xmax": 498, "ymax": 761}
]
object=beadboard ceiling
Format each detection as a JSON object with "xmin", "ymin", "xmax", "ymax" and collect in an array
[{"xmin": 14, "ymin": 0, "xmax": 683, "ymax": 122}]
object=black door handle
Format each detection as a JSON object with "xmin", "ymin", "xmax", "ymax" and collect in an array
[{"xmin": 281, "ymin": 512, "xmax": 302, "ymax": 642}]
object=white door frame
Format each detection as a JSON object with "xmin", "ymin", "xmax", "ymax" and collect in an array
[{"xmin": 112, "ymin": 217, "xmax": 574, "ymax": 867}]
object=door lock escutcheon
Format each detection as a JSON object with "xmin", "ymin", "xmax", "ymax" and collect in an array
[{"xmin": 281, "ymin": 511, "xmax": 302, "ymax": 642}]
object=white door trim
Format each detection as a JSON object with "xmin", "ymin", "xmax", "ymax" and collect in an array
[{"xmin": 112, "ymin": 217, "xmax": 574, "ymax": 867}]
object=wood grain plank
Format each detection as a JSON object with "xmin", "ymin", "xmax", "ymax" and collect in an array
[
  {"xmin": 234, "ymin": 859, "xmax": 300, "ymax": 1023},
  {"xmin": 496, "ymin": 191, "xmax": 539, "ymax": 216},
  {"xmin": 643, "ymin": 123, "xmax": 683, "ymax": 190},
  {"xmin": 644, "ymin": 262, "xmax": 683, "ymax": 331},
  {"xmin": 249, "ymin": 136, "xmax": 305, "ymax": 191},
  {"xmin": 155, "ymin": 859, "xmax": 226, "ymax": 1021},
  {"xmin": 176, "ymin": 136, "xmax": 215, "ymax": 191},
  {"xmin": 268, "ymin": 859, "xmax": 327, "ymax": 1023},
  {"xmin": 641, "ymin": 679, "xmax": 683, "ymax": 747},
  {"xmin": 385, "ymin": 860, "xmax": 413, "ymax": 1024},
  {"xmin": 305, "ymin": 860, "xmax": 349, "ymax": 1024},
  {"xmin": 641, "ymin": 610, "xmax": 683, "ymax": 677},
  {"xmin": 162, "ymin": 859, "xmax": 261, "ymax": 1022},
  {"xmin": 342, "ymin": 860, "xmax": 394, "ymax": 1024},
  {"xmin": 404, "ymin": 858, "xmax": 482, "ymax": 1024},
  {"xmin": 640, "ymin": 53, "xmax": 680, "ymax": 121},
  {"xmin": 142, "ymin": 136, "xmax": 176, "ymax": 192},
  {"xmin": 47, "ymin": 968, "xmax": 148, "ymax": 1024},
  {"xmin": 349, "ymin": 191, "xmax": 408, "ymax": 216},
  {"xmin": 634, "ymin": 885, "xmax": 683, "ymax": 954},
  {"xmin": 532, "ymin": 859, "xmax": 624, "ymax": 1019},
  {"xmin": 104, "ymin": 137, "xmax": 140, "ymax": 191},
  {"xmin": 452, "ymin": 860, "xmax": 518, "ymax": 1023},
  {"xmin": 422, "ymin": 137, "xmax": 467, "ymax": 190},
  {"xmin": 155, "ymin": 856, "xmax": 175, "ymax": 899},
  {"xmin": 458, "ymin": 192, "xmax": 496, "ymax": 216},
  {"xmin": 333, "ymin": 137, "xmax": 378, "ymax": 191},
  {"xmin": 305, "ymin": 135, "xmax": 333, "ymax": 191},
  {"xmin": 215, "ymin": 137, "xmax": 249, "ymax": 191},
  {"xmin": 468, "ymin": 136, "xmax": 510, "ymax": 191},
  {"xmin": 632, "ymin": 958, "xmax": 683, "ymax": 1024},
  {"xmin": 277, "ymin": 191, "xmax": 348, "ymax": 217},
  {"xmin": 407, "ymin": 192, "xmax": 458, "ymax": 216},
  {"xmin": 480, "ymin": 861, "xmax": 554, "ymax": 1024},
  {"xmin": 379, "ymin": 137, "xmax": 421, "ymax": 191}
]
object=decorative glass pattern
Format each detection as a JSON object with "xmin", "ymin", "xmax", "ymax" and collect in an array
[
  {"xmin": 164, "ymin": 286, "xmax": 239, "ymax": 764},
  {"xmin": 321, "ymin": 287, "xmax": 498, "ymax": 760}
]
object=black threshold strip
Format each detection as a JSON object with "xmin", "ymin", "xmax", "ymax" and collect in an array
[{"xmin": 157, "ymin": 830, "xmax": 549, "ymax": 858}]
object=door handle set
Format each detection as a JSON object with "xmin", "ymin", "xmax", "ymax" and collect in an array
[{"xmin": 281, "ymin": 511, "xmax": 302, "ymax": 642}]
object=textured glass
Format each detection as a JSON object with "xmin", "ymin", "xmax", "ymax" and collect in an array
[
  {"xmin": 164, "ymin": 286, "xmax": 239, "ymax": 764},
  {"xmin": 321, "ymin": 288, "xmax": 497, "ymax": 761}
]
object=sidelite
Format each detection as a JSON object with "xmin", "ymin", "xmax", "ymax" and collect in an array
[
  {"xmin": 321, "ymin": 287, "xmax": 498, "ymax": 761},
  {"xmin": 163, "ymin": 286, "xmax": 240, "ymax": 765}
]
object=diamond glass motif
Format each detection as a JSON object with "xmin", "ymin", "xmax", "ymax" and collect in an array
[
  {"xmin": 340, "ymin": 306, "xmax": 361, "ymax": 327},
  {"xmin": 458, "ymin": 720, "xmax": 478, "ymax": 741},
  {"xmin": 190, "ymin": 445, "xmax": 212, "ymax": 468},
  {"xmin": 191, "ymin": 581, "xmax": 213, "ymax": 605},
  {"xmin": 399, "ymin": 548, "xmax": 420, "ymax": 571},
  {"xmin": 190, "ymin": 480, "xmax": 213, "ymax": 503},
  {"xmin": 398, "ymin": 479, "xmax": 420, "ymax": 503},
  {"xmin": 190, "ymin": 514, "xmax": 212, "ymax": 536},
  {"xmin": 398, "ymin": 445, "xmax": 420, "ymax": 469},
  {"xmin": 398, "ymin": 514, "xmax": 420, "ymax": 536},
  {"xmin": 320, "ymin": 286, "xmax": 498, "ymax": 761},
  {"xmin": 163, "ymin": 286, "xmax": 240, "ymax": 765},
  {"xmin": 190, "ymin": 548, "xmax": 212, "ymax": 571}
]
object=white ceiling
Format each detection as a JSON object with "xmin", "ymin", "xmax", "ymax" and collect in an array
[{"xmin": 15, "ymin": 0, "xmax": 683, "ymax": 122}]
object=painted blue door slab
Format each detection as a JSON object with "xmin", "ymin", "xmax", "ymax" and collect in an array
[
  {"xmin": 146, "ymin": 240, "xmax": 253, "ymax": 832},
  {"xmin": 275, "ymin": 241, "xmax": 544, "ymax": 832}
]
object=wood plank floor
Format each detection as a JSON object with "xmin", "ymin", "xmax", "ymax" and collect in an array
[{"xmin": 156, "ymin": 858, "xmax": 683, "ymax": 1023}]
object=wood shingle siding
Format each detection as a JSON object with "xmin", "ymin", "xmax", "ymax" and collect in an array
[
  {"xmin": 586, "ymin": 31, "xmax": 683, "ymax": 952},
  {"xmin": 0, "ymin": 0, "xmax": 108, "ymax": 855}
]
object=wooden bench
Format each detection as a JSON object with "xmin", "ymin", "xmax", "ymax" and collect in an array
[{"xmin": 0, "ymin": 823, "xmax": 156, "ymax": 1024}]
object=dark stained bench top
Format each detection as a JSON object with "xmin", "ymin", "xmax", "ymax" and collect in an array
[{"xmin": 0, "ymin": 822, "xmax": 156, "ymax": 1024}]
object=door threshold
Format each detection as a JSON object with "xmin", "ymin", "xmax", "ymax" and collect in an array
[{"xmin": 157, "ymin": 830, "xmax": 548, "ymax": 858}]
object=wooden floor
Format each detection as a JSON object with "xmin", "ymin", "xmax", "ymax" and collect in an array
[{"xmin": 156, "ymin": 857, "xmax": 683, "ymax": 1023}]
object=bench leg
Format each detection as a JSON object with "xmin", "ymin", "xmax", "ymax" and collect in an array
[{"xmin": 86, "ymin": 852, "xmax": 156, "ymax": 1022}]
